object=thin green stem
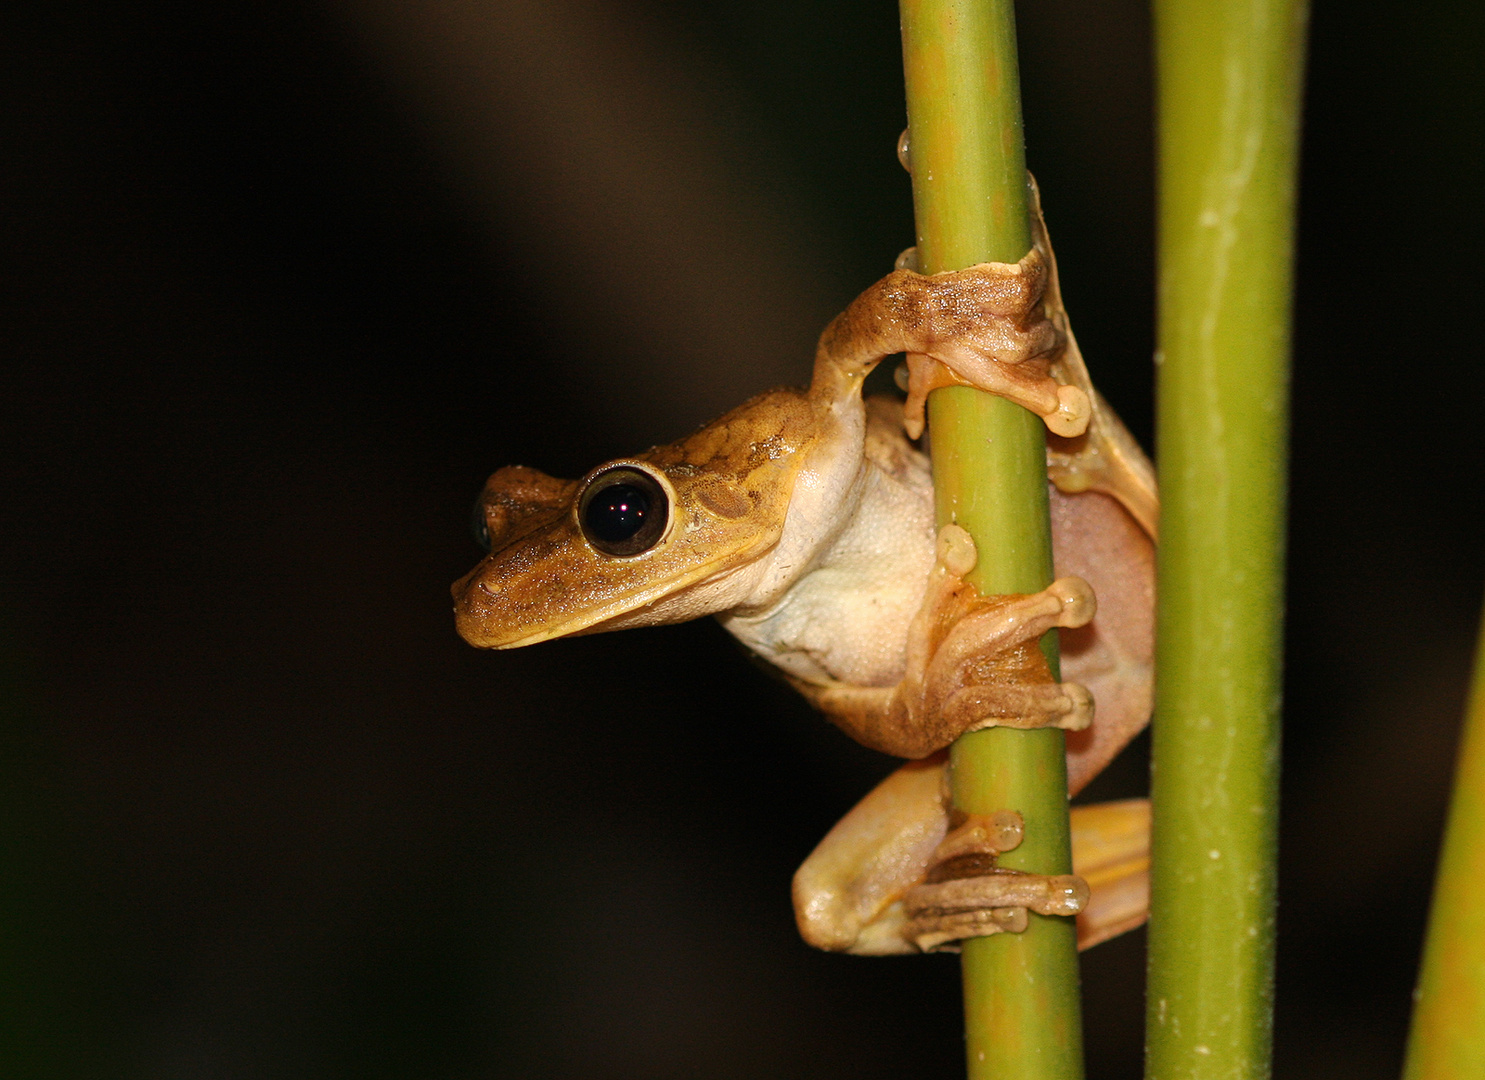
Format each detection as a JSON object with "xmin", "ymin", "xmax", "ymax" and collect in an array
[
  {"xmin": 1403, "ymin": 604, "xmax": 1485, "ymax": 1079},
  {"xmin": 899, "ymin": 2, "xmax": 1083, "ymax": 1078},
  {"xmin": 1144, "ymin": 0, "xmax": 1306, "ymax": 1076}
]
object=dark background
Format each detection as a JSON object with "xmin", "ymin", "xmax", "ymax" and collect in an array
[{"xmin": 3, "ymin": 0, "xmax": 1481, "ymax": 1076}]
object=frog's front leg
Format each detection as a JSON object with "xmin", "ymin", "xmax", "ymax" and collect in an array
[
  {"xmin": 810, "ymin": 248, "xmax": 1090, "ymax": 438},
  {"xmin": 794, "ymin": 754, "xmax": 1150, "ymax": 955},
  {"xmin": 791, "ymin": 525, "xmax": 1094, "ymax": 759}
]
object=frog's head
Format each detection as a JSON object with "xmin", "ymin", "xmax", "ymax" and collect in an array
[{"xmin": 452, "ymin": 389, "xmax": 818, "ymax": 648}]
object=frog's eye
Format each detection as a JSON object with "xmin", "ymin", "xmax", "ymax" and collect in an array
[
  {"xmin": 470, "ymin": 496, "xmax": 492, "ymax": 551},
  {"xmin": 578, "ymin": 466, "xmax": 671, "ymax": 557}
]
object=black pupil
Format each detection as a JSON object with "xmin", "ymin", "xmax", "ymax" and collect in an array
[
  {"xmin": 470, "ymin": 498, "xmax": 491, "ymax": 551},
  {"xmin": 584, "ymin": 483, "xmax": 651, "ymax": 543}
]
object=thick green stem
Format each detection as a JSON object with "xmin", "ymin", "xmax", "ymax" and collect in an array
[
  {"xmin": 1145, "ymin": 0, "xmax": 1305, "ymax": 1076},
  {"xmin": 1403, "ymin": 605, "xmax": 1485, "ymax": 1079},
  {"xmin": 899, "ymin": 2, "xmax": 1083, "ymax": 1078}
]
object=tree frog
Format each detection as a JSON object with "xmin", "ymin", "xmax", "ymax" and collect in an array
[{"xmin": 453, "ymin": 196, "xmax": 1156, "ymax": 956}]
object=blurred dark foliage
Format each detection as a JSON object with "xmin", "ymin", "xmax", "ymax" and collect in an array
[{"xmin": 1, "ymin": 0, "xmax": 1481, "ymax": 1076}]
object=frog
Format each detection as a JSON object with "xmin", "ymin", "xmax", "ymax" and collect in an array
[{"xmin": 452, "ymin": 191, "xmax": 1157, "ymax": 956}]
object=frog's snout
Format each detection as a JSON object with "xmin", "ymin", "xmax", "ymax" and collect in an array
[
  {"xmin": 451, "ymin": 564, "xmax": 506, "ymax": 648},
  {"xmin": 449, "ymin": 563, "xmax": 483, "ymax": 603}
]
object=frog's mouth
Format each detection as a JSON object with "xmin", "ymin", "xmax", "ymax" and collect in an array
[
  {"xmin": 450, "ymin": 543, "xmax": 770, "ymax": 650},
  {"xmin": 450, "ymin": 497, "xmax": 784, "ymax": 650},
  {"xmin": 450, "ymin": 574, "xmax": 611, "ymax": 650}
]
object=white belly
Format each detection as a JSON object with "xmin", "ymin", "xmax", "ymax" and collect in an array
[{"xmin": 719, "ymin": 434, "xmax": 936, "ymax": 687}]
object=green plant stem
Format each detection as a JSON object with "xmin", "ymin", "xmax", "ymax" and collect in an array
[
  {"xmin": 899, "ymin": 2, "xmax": 1083, "ymax": 1078},
  {"xmin": 1145, "ymin": 0, "xmax": 1306, "ymax": 1076},
  {"xmin": 1403, "ymin": 605, "xmax": 1485, "ymax": 1079}
]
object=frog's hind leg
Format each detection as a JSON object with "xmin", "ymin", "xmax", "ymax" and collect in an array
[
  {"xmin": 902, "ymin": 797, "xmax": 1150, "ymax": 952},
  {"xmin": 793, "ymin": 753, "xmax": 950, "ymax": 956},
  {"xmin": 1070, "ymin": 797, "xmax": 1151, "ymax": 950},
  {"xmin": 793, "ymin": 753, "xmax": 1150, "ymax": 954},
  {"xmin": 902, "ymin": 808, "xmax": 1087, "ymax": 951}
]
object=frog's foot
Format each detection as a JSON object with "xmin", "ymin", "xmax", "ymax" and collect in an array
[
  {"xmin": 913, "ymin": 525, "xmax": 1096, "ymax": 741},
  {"xmin": 811, "ymin": 243, "xmax": 1090, "ymax": 440},
  {"xmin": 791, "ymin": 755, "xmax": 1148, "ymax": 956},
  {"xmin": 795, "ymin": 525, "xmax": 1095, "ymax": 759},
  {"xmin": 891, "ymin": 250, "xmax": 1093, "ymax": 440},
  {"xmin": 902, "ymin": 810, "xmax": 1089, "ymax": 952},
  {"xmin": 901, "ymin": 337, "xmax": 1091, "ymax": 442},
  {"xmin": 922, "ymin": 585, "xmax": 1096, "ymax": 741}
]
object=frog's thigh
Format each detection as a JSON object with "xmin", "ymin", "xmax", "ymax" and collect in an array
[
  {"xmin": 794, "ymin": 773, "xmax": 1149, "ymax": 955},
  {"xmin": 1071, "ymin": 797, "xmax": 1150, "ymax": 950},
  {"xmin": 793, "ymin": 752, "xmax": 949, "ymax": 956}
]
